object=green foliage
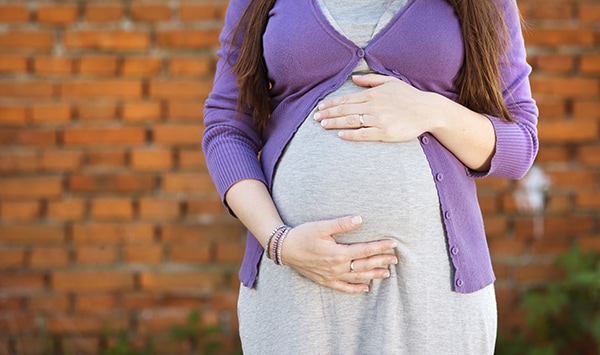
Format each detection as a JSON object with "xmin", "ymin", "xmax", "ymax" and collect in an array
[
  {"xmin": 101, "ymin": 332, "xmax": 153, "ymax": 355},
  {"xmin": 169, "ymin": 310, "xmax": 223, "ymax": 355},
  {"xmin": 496, "ymin": 245, "xmax": 600, "ymax": 355}
]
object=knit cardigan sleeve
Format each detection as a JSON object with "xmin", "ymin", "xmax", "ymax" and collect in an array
[
  {"xmin": 202, "ymin": 0, "xmax": 267, "ymax": 208},
  {"xmin": 469, "ymin": 0, "xmax": 539, "ymax": 180}
]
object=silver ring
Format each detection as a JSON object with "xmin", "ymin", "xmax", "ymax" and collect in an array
[
  {"xmin": 350, "ymin": 261, "xmax": 355, "ymax": 272},
  {"xmin": 358, "ymin": 114, "xmax": 365, "ymax": 127}
]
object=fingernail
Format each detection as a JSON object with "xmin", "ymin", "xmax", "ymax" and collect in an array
[
  {"xmin": 393, "ymin": 258, "xmax": 398, "ymax": 265},
  {"xmin": 384, "ymin": 270, "xmax": 391, "ymax": 278},
  {"xmin": 363, "ymin": 287, "xmax": 370, "ymax": 293},
  {"xmin": 320, "ymin": 120, "xmax": 328, "ymax": 127},
  {"xmin": 338, "ymin": 131, "xmax": 345, "ymax": 138},
  {"xmin": 350, "ymin": 215, "xmax": 362, "ymax": 225},
  {"xmin": 314, "ymin": 112, "xmax": 321, "ymax": 120},
  {"xmin": 318, "ymin": 103, "xmax": 325, "ymax": 110}
]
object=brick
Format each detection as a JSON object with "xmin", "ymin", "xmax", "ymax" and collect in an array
[
  {"xmin": 75, "ymin": 294, "xmax": 117, "ymax": 313},
  {"xmin": 72, "ymin": 223, "xmax": 154, "ymax": 244},
  {"xmin": 0, "ymin": 201, "xmax": 40, "ymax": 221},
  {"xmin": 515, "ymin": 215, "xmax": 595, "ymax": 240},
  {"xmin": 122, "ymin": 101, "xmax": 162, "ymax": 122},
  {"xmin": 546, "ymin": 193, "xmax": 572, "ymax": 213},
  {"xmin": 60, "ymin": 80, "xmax": 142, "ymax": 98},
  {"xmin": 130, "ymin": 4, "xmax": 171, "ymax": 22},
  {"xmin": 531, "ymin": 239, "xmax": 572, "ymax": 256},
  {"xmin": 186, "ymin": 199, "xmax": 225, "ymax": 216},
  {"xmin": 29, "ymin": 293, "xmax": 69, "ymax": 312},
  {"xmin": 150, "ymin": 79, "xmax": 212, "ymax": 99},
  {"xmin": 581, "ymin": 54, "xmax": 600, "ymax": 74},
  {"xmin": 0, "ymin": 105, "xmax": 27, "ymax": 126},
  {"xmin": 121, "ymin": 57, "xmax": 162, "ymax": 76},
  {"xmin": 545, "ymin": 170, "xmax": 596, "ymax": 188},
  {"xmin": 580, "ymin": 237, "xmax": 600, "ymax": 253},
  {"xmin": 162, "ymin": 223, "xmax": 242, "ymax": 244},
  {"xmin": 167, "ymin": 101, "xmax": 204, "ymax": 120},
  {"xmin": 530, "ymin": 77, "xmax": 599, "ymax": 97},
  {"xmin": 576, "ymin": 191, "xmax": 600, "ymax": 209},
  {"xmin": 61, "ymin": 336, "xmax": 100, "ymax": 355},
  {"xmin": 29, "ymin": 247, "xmax": 70, "ymax": 268},
  {"xmin": 169, "ymin": 245, "xmax": 210, "ymax": 263},
  {"xmin": 534, "ymin": 145, "xmax": 570, "ymax": 163},
  {"xmin": 52, "ymin": 271, "xmax": 134, "ymax": 292},
  {"xmin": 573, "ymin": 100, "xmax": 600, "ymax": 120},
  {"xmin": 11, "ymin": 337, "xmax": 51, "ymax": 355},
  {"xmin": 482, "ymin": 216, "xmax": 507, "ymax": 237},
  {"xmin": 0, "ymin": 129, "xmax": 57, "ymax": 146},
  {"xmin": 538, "ymin": 121, "xmax": 598, "ymax": 143},
  {"xmin": 0, "ymin": 81, "xmax": 55, "ymax": 98},
  {"xmin": 533, "ymin": 54, "xmax": 574, "ymax": 73},
  {"xmin": 41, "ymin": 150, "xmax": 83, "ymax": 171},
  {"xmin": 579, "ymin": 4, "xmax": 600, "ymax": 23},
  {"xmin": 529, "ymin": 4, "xmax": 573, "ymax": 21},
  {"xmin": 0, "ymin": 225, "xmax": 65, "ymax": 245},
  {"xmin": 179, "ymin": 4, "xmax": 219, "ymax": 21},
  {"xmin": 86, "ymin": 150, "xmax": 126, "ymax": 168},
  {"xmin": 215, "ymin": 242, "xmax": 244, "ymax": 264},
  {"xmin": 0, "ymin": 31, "xmax": 53, "ymax": 50},
  {"xmin": 0, "ymin": 313, "xmax": 36, "ymax": 333},
  {"xmin": 77, "ymin": 102, "xmax": 118, "ymax": 121},
  {"xmin": 69, "ymin": 174, "xmax": 155, "ymax": 193},
  {"xmin": 536, "ymin": 100, "xmax": 567, "ymax": 119},
  {"xmin": 0, "ymin": 177, "xmax": 63, "ymax": 199},
  {"xmin": 163, "ymin": 173, "xmax": 216, "ymax": 194},
  {"xmin": 156, "ymin": 29, "xmax": 221, "ymax": 49},
  {"xmin": 91, "ymin": 197, "xmax": 134, "ymax": 219},
  {"xmin": 46, "ymin": 314, "xmax": 127, "ymax": 334},
  {"xmin": 84, "ymin": 5, "xmax": 123, "ymax": 22},
  {"xmin": 131, "ymin": 148, "xmax": 172, "ymax": 170},
  {"xmin": 0, "ymin": 296, "xmax": 25, "ymax": 312},
  {"xmin": 64, "ymin": 127, "xmax": 146, "ymax": 145},
  {"xmin": 0, "ymin": 5, "xmax": 30, "ymax": 22},
  {"xmin": 64, "ymin": 31, "xmax": 149, "ymax": 51},
  {"xmin": 169, "ymin": 57, "xmax": 211, "ymax": 76},
  {"xmin": 0, "ymin": 248, "xmax": 26, "ymax": 268},
  {"xmin": 75, "ymin": 246, "xmax": 118, "ymax": 265},
  {"xmin": 516, "ymin": 262, "xmax": 564, "ymax": 283},
  {"xmin": 138, "ymin": 311, "xmax": 189, "ymax": 334},
  {"xmin": 37, "ymin": 5, "xmax": 78, "ymax": 25},
  {"xmin": 33, "ymin": 56, "xmax": 73, "ymax": 75},
  {"xmin": 46, "ymin": 198, "xmax": 86, "ymax": 220},
  {"xmin": 524, "ymin": 28, "xmax": 595, "ymax": 47},
  {"xmin": 31, "ymin": 103, "xmax": 71, "ymax": 123},
  {"xmin": 123, "ymin": 245, "xmax": 163, "ymax": 264},
  {"xmin": 178, "ymin": 148, "xmax": 205, "ymax": 169},
  {"xmin": 153, "ymin": 124, "xmax": 204, "ymax": 144},
  {"xmin": 0, "ymin": 273, "xmax": 45, "ymax": 291},
  {"xmin": 0, "ymin": 152, "xmax": 38, "ymax": 172},
  {"xmin": 139, "ymin": 271, "xmax": 224, "ymax": 291},
  {"xmin": 121, "ymin": 292, "xmax": 161, "ymax": 310},
  {"xmin": 579, "ymin": 145, "xmax": 600, "ymax": 165},
  {"xmin": 139, "ymin": 198, "xmax": 180, "ymax": 219},
  {"xmin": 78, "ymin": 56, "xmax": 118, "ymax": 75},
  {"xmin": 0, "ymin": 55, "xmax": 28, "ymax": 73}
]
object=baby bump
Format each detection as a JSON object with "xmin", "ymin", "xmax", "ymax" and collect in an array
[{"xmin": 271, "ymin": 114, "xmax": 443, "ymax": 245}]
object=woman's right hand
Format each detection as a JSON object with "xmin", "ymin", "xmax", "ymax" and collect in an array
[{"xmin": 280, "ymin": 215, "xmax": 398, "ymax": 294}]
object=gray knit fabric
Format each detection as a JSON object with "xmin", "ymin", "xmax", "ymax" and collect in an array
[{"xmin": 238, "ymin": 1, "xmax": 497, "ymax": 354}]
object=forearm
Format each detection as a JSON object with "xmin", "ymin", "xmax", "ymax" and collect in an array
[
  {"xmin": 225, "ymin": 179, "xmax": 284, "ymax": 248},
  {"xmin": 428, "ymin": 93, "xmax": 496, "ymax": 172}
]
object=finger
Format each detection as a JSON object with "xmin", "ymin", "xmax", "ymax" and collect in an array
[
  {"xmin": 317, "ymin": 92, "xmax": 369, "ymax": 112},
  {"xmin": 326, "ymin": 280, "xmax": 370, "ymax": 294},
  {"xmin": 344, "ymin": 268, "xmax": 391, "ymax": 284},
  {"xmin": 315, "ymin": 101, "xmax": 366, "ymax": 121},
  {"xmin": 338, "ymin": 127, "xmax": 382, "ymax": 141},
  {"xmin": 320, "ymin": 113, "xmax": 366, "ymax": 129},
  {"xmin": 351, "ymin": 73, "xmax": 396, "ymax": 88},
  {"xmin": 314, "ymin": 215, "xmax": 363, "ymax": 236},
  {"xmin": 350, "ymin": 254, "xmax": 398, "ymax": 273},
  {"xmin": 344, "ymin": 239, "xmax": 398, "ymax": 260}
]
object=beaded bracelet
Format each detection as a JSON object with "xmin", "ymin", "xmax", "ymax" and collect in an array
[
  {"xmin": 265, "ymin": 224, "xmax": 286, "ymax": 259},
  {"xmin": 275, "ymin": 226, "xmax": 291, "ymax": 266}
]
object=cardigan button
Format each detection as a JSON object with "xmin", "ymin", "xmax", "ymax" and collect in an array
[
  {"xmin": 420, "ymin": 136, "xmax": 429, "ymax": 145},
  {"xmin": 356, "ymin": 48, "xmax": 365, "ymax": 58},
  {"xmin": 450, "ymin": 246, "xmax": 459, "ymax": 255},
  {"xmin": 444, "ymin": 210, "xmax": 451, "ymax": 219},
  {"xmin": 436, "ymin": 173, "xmax": 444, "ymax": 181},
  {"xmin": 456, "ymin": 279, "xmax": 464, "ymax": 287}
]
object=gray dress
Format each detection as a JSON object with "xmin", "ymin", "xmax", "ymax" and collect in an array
[{"xmin": 238, "ymin": 1, "xmax": 497, "ymax": 354}]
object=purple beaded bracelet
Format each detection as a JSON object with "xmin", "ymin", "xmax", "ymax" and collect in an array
[{"xmin": 265, "ymin": 224, "xmax": 286, "ymax": 259}]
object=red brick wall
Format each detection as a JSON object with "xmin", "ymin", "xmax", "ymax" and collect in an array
[{"xmin": 0, "ymin": 0, "xmax": 598, "ymax": 353}]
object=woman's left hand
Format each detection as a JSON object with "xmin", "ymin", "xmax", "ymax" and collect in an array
[{"xmin": 314, "ymin": 73, "xmax": 442, "ymax": 142}]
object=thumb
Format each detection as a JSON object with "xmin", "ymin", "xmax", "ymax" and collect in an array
[
  {"xmin": 352, "ymin": 73, "xmax": 392, "ymax": 88},
  {"xmin": 317, "ymin": 215, "xmax": 363, "ymax": 236}
]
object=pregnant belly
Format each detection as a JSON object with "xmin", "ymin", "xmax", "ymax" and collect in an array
[{"xmin": 271, "ymin": 116, "xmax": 443, "ymax": 244}]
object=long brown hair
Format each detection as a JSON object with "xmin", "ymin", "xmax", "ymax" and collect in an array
[{"xmin": 233, "ymin": 0, "xmax": 514, "ymax": 128}]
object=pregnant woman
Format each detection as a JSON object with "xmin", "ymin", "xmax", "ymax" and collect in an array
[{"xmin": 202, "ymin": 0, "xmax": 538, "ymax": 353}]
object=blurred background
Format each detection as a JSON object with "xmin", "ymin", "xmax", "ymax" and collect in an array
[{"xmin": 0, "ymin": 0, "xmax": 598, "ymax": 354}]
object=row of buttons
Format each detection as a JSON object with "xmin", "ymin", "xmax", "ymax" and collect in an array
[{"xmin": 420, "ymin": 133, "xmax": 463, "ymax": 288}]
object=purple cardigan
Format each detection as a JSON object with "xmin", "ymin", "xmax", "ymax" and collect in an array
[{"xmin": 202, "ymin": 0, "xmax": 538, "ymax": 293}]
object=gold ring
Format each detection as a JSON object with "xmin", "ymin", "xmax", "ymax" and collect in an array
[{"xmin": 350, "ymin": 261, "xmax": 355, "ymax": 272}]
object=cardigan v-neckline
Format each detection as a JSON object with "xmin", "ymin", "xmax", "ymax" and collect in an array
[{"xmin": 309, "ymin": 0, "xmax": 418, "ymax": 52}]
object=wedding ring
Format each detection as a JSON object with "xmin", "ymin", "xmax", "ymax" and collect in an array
[
  {"xmin": 350, "ymin": 260, "xmax": 355, "ymax": 272},
  {"xmin": 359, "ymin": 114, "xmax": 365, "ymax": 127}
]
